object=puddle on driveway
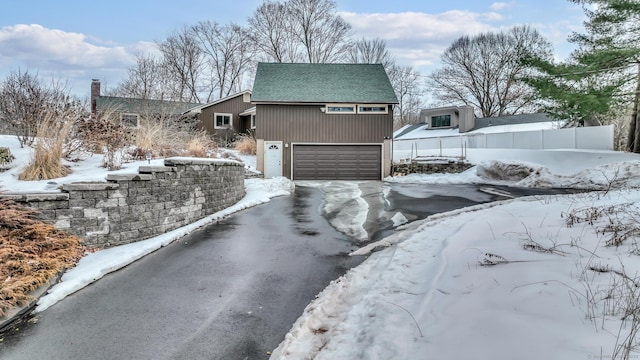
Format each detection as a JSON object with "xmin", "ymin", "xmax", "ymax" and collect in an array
[{"xmin": 298, "ymin": 181, "xmax": 577, "ymax": 244}]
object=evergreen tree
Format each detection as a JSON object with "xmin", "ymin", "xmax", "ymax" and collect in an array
[{"xmin": 524, "ymin": 0, "xmax": 640, "ymax": 151}]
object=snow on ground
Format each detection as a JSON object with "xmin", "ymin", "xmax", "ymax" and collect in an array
[
  {"xmin": 296, "ymin": 181, "xmax": 370, "ymax": 241},
  {"xmin": 270, "ymin": 151, "xmax": 640, "ymax": 360},
  {"xmin": 389, "ymin": 148, "xmax": 640, "ymax": 190},
  {"xmin": 7, "ymin": 133, "xmax": 640, "ymax": 359},
  {"xmin": 272, "ymin": 190, "xmax": 640, "ymax": 359}
]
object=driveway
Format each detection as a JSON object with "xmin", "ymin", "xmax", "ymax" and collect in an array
[{"xmin": 0, "ymin": 181, "xmax": 514, "ymax": 360}]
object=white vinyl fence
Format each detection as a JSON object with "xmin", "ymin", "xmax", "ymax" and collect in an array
[{"xmin": 393, "ymin": 125, "xmax": 614, "ymax": 161}]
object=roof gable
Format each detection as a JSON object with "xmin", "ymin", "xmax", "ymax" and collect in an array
[
  {"xmin": 182, "ymin": 90, "xmax": 252, "ymax": 115},
  {"xmin": 251, "ymin": 63, "xmax": 398, "ymax": 104}
]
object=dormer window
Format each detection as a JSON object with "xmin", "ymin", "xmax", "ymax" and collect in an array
[{"xmin": 431, "ymin": 114, "xmax": 451, "ymax": 128}]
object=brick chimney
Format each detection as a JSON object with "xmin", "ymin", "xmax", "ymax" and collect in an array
[{"xmin": 91, "ymin": 79, "xmax": 100, "ymax": 115}]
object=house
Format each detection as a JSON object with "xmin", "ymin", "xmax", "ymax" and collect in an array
[
  {"xmin": 395, "ymin": 106, "xmax": 559, "ymax": 140},
  {"xmin": 90, "ymin": 79, "xmax": 201, "ymax": 128},
  {"xmin": 181, "ymin": 90, "xmax": 254, "ymax": 142},
  {"xmin": 251, "ymin": 63, "xmax": 398, "ymax": 180},
  {"xmin": 392, "ymin": 106, "xmax": 613, "ymax": 154}
]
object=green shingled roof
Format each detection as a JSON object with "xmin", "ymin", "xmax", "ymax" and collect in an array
[
  {"xmin": 95, "ymin": 96, "xmax": 202, "ymax": 115},
  {"xmin": 251, "ymin": 63, "xmax": 398, "ymax": 104}
]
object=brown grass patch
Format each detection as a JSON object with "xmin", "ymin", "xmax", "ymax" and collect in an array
[
  {"xmin": 186, "ymin": 130, "xmax": 216, "ymax": 158},
  {"xmin": 0, "ymin": 199, "xmax": 83, "ymax": 317},
  {"xmin": 18, "ymin": 113, "xmax": 73, "ymax": 180},
  {"xmin": 234, "ymin": 135, "xmax": 256, "ymax": 155}
]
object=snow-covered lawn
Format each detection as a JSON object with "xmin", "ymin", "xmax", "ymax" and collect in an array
[{"xmin": 5, "ymin": 134, "xmax": 640, "ymax": 359}]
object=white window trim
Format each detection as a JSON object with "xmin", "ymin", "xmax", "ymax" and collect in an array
[
  {"xmin": 250, "ymin": 114, "xmax": 256, "ymax": 129},
  {"xmin": 120, "ymin": 113, "xmax": 140, "ymax": 127},
  {"xmin": 357, "ymin": 104, "xmax": 388, "ymax": 114},
  {"xmin": 325, "ymin": 104, "xmax": 356, "ymax": 114},
  {"xmin": 214, "ymin": 112, "xmax": 233, "ymax": 129}
]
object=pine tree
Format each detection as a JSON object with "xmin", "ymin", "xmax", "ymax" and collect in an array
[{"xmin": 524, "ymin": 0, "xmax": 640, "ymax": 151}]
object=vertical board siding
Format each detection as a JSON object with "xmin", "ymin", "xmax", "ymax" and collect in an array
[
  {"xmin": 199, "ymin": 95, "xmax": 253, "ymax": 134},
  {"xmin": 257, "ymin": 104, "xmax": 393, "ymax": 178},
  {"xmin": 257, "ymin": 104, "xmax": 392, "ymax": 143}
]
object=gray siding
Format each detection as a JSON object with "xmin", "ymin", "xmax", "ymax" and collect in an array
[
  {"xmin": 256, "ymin": 104, "xmax": 393, "ymax": 178},
  {"xmin": 199, "ymin": 95, "xmax": 253, "ymax": 135},
  {"xmin": 256, "ymin": 104, "xmax": 393, "ymax": 142}
]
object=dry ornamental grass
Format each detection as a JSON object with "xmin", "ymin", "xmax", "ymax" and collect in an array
[{"xmin": 0, "ymin": 199, "xmax": 83, "ymax": 317}]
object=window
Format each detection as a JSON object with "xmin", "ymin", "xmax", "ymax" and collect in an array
[
  {"xmin": 431, "ymin": 114, "xmax": 451, "ymax": 128},
  {"xmin": 250, "ymin": 114, "xmax": 256, "ymax": 129},
  {"xmin": 121, "ymin": 113, "xmax": 139, "ymax": 127},
  {"xmin": 214, "ymin": 113, "xmax": 232, "ymax": 129},
  {"xmin": 357, "ymin": 104, "xmax": 388, "ymax": 114},
  {"xmin": 326, "ymin": 104, "xmax": 356, "ymax": 114}
]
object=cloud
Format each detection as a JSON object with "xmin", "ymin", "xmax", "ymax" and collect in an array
[
  {"xmin": 339, "ymin": 10, "xmax": 500, "ymax": 73},
  {"xmin": 490, "ymin": 2, "xmax": 514, "ymax": 11},
  {"xmin": 0, "ymin": 24, "xmax": 154, "ymax": 97}
]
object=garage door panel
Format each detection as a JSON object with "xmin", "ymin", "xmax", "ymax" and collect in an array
[{"xmin": 293, "ymin": 145, "xmax": 381, "ymax": 180}]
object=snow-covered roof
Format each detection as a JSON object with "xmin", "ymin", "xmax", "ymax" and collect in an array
[{"xmin": 396, "ymin": 112, "xmax": 563, "ymax": 140}]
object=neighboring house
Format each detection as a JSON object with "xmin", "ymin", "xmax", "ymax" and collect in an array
[
  {"xmin": 90, "ymin": 79, "xmax": 201, "ymax": 128},
  {"xmin": 251, "ymin": 63, "xmax": 398, "ymax": 180},
  {"xmin": 395, "ymin": 106, "xmax": 559, "ymax": 140},
  {"xmin": 393, "ymin": 106, "xmax": 613, "ymax": 153},
  {"xmin": 181, "ymin": 90, "xmax": 254, "ymax": 141}
]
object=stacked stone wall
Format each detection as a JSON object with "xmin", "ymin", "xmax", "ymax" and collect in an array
[
  {"xmin": 2, "ymin": 158, "xmax": 245, "ymax": 248},
  {"xmin": 392, "ymin": 159, "xmax": 472, "ymax": 175}
]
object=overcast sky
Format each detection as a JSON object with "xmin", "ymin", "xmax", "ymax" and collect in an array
[{"xmin": 0, "ymin": 0, "xmax": 587, "ymax": 99}]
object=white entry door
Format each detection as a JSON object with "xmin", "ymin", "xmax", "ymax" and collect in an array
[{"xmin": 264, "ymin": 141, "xmax": 283, "ymax": 178}]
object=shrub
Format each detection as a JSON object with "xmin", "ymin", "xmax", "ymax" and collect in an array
[
  {"xmin": 0, "ymin": 147, "xmax": 15, "ymax": 167},
  {"xmin": 18, "ymin": 112, "xmax": 73, "ymax": 180},
  {"xmin": 234, "ymin": 134, "xmax": 256, "ymax": 155},
  {"xmin": 133, "ymin": 116, "xmax": 188, "ymax": 158},
  {"xmin": 186, "ymin": 130, "xmax": 216, "ymax": 158},
  {"xmin": 0, "ymin": 199, "xmax": 82, "ymax": 316},
  {"xmin": 77, "ymin": 110, "xmax": 129, "ymax": 170}
]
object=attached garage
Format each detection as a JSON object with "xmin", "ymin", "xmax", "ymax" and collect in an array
[{"xmin": 293, "ymin": 144, "xmax": 382, "ymax": 180}]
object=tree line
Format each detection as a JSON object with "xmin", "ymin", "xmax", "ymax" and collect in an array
[{"xmin": 1, "ymin": 0, "xmax": 638, "ymax": 151}]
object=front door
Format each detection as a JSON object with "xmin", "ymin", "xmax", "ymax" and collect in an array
[{"xmin": 264, "ymin": 141, "xmax": 283, "ymax": 178}]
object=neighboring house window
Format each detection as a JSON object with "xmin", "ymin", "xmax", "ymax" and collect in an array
[
  {"xmin": 215, "ymin": 113, "xmax": 232, "ymax": 129},
  {"xmin": 326, "ymin": 104, "xmax": 356, "ymax": 114},
  {"xmin": 251, "ymin": 114, "xmax": 256, "ymax": 129},
  {"xmin": 121, "ymin": 113, "xmax": 139, "ymax": 127},
  {"xmin": 431, "ymin": 114, "xmax": 451, "ymax": 128},
  {"xmin": 357, "ymin": 104, "xmax": 388, "ymax": 114}
]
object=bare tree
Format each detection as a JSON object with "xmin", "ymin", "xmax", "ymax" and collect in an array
[
  {"xmin": 193, "ymin": 21, "xmax": 255, "ymax": 99},
  {"xmin": 287, "ymin": 0, "xmax": 351, "ymax": 63},
  {"xmin": 428, "ymin": 25, "xmax": 553, "ymax": 117},
  {"xmin": 0, "ymin": 69, "xmax": 85, "ymax": 147},
  {"xmin": 388, "ymin": 65, "xmax": 425, "ymax": 128},
  {"xmin": 111, "ymin": 55, "xmax": 170, "ymax": 100},
  {"xmin": 248, "ymin": 1, "xmax": 301, "ymax": 62},
  {"xmin": 157, "ymin": 26, "xmax": 204, "ymax": 103},
  {"xmin": 345, "ymin": 37, "xmax": 396, "ymax": 70}
]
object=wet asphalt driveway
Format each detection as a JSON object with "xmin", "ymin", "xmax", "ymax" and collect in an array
[{"xmin": 0, "ymin": 182, "xmax": 542, "ymax": 359}]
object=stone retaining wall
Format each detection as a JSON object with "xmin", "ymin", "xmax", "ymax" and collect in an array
[
  {"xmin": 2, "ymin": 158, "xmax": 246, "ymax": 248},
  {"xmin": 393, "ymin": 159, "xmax": 473, "ymax": 175}
]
